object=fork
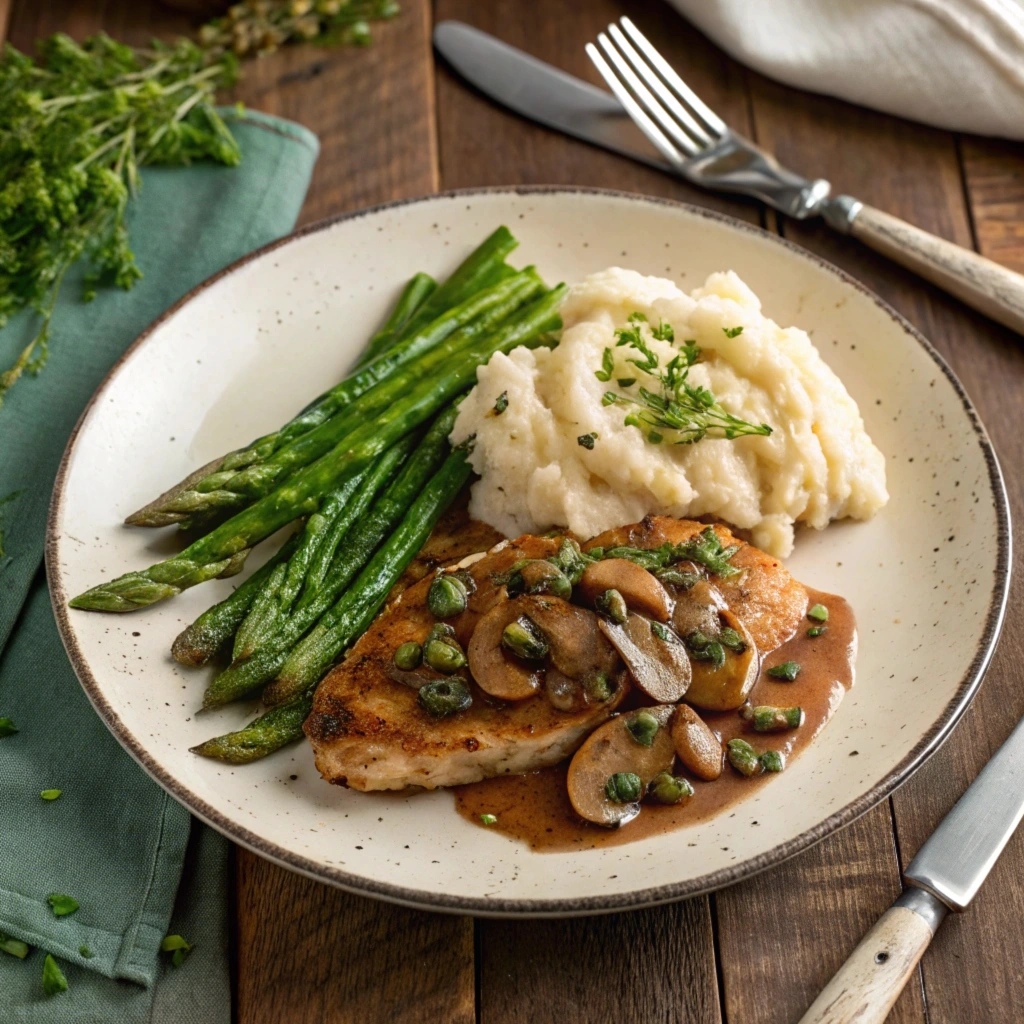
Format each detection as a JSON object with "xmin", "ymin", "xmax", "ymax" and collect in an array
[{"xmin": 587, "ymin": 18, "xmax": 1024, "ymax": 337}]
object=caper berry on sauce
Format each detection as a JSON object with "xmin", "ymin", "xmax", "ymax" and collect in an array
[
  {"xmin": 423, "ymin": 636, "xmax": 467, "ymax": 674},
  {"xmin": 605, "ymin": 771, "xmax": 643, "ymax": 803},
  {"xmin": 625, "ymin": 709, "xmax": 660, "ymax": 747},
  {"xmin": 427, "ymin": 573, "xmax": 469, "ymax": 619},
  {"xmin": 418, "ymin": 677, "xmax": 473, "ymax": 717},
  {"xmin": 501, "ymin": 615, "xmax": 549, "ymax": 661},
  {"xmin": 648, "ymin": 771, "xmax": 694, "ymax": 805},
  {"xmin": 393, "ymin": 641, "xmax": 423, "ymax": 671},
  {"xmin": 742, "ymin": 705, "xmax": 804, "ymax": 732}
]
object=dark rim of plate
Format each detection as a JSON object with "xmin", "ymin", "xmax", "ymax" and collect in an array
[{"xmin": 45, "ymin": 185, "xmax": 1012, "ymax": 917}]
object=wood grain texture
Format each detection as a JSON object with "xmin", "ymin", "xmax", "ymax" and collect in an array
[
  {"xmin": 477, "ymin": 900, "xmax": 722, "ymax": 1024},
  {"xmin": 796, "ymin": 905, "xmax": 934, "ymax": 1024},
  {"xmin": 746, "ymin": 70, "xmax": 1024, "ymax": 1024},
  {"xmin": 960, "ymin": 137, "xmax": 1024, "ymax": 274},
  {"xmin": 236, "ymin": 854, "xmax": 475, "ymax": 1024},
  {"xmin": 716, "ymin": 805, "xmax": 925, "ymax": 1024}
]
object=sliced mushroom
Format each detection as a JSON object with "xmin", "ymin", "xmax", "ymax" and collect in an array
[
  {"xmin": 577, "ymin": 558, "xmax": 673, "ymax": 622},
  {"xmin": 684, "ymin": 608, "xmax": 759, "ymax": 712},
  {"xmin": 466, "ymin": 599, "xmax": 543, "ymax": 701},
  {"xmin": 671, "ymin": 579, "xmax": 726, "ymax": 639},
  {"xmin": 670, "ymin": 704, "xmax": 723, "ymax": 781},
  {"xmin": 598, "ymin": 613, "xmax": 691, "ymax": 703},
  {"xmin": 567, "ymin": 705, "xmax": 676, "ymax": 827}
]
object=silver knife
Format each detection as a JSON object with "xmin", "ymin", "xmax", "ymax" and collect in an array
[
  {"xmin": 797, "ymin": 712, "xmax": 1024, "ymax": 1024},
  {"xmin": 433, "ymin": 20, "xmax": 670, "ymax": 171}
]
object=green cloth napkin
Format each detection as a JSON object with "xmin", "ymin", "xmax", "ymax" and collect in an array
[{"xmin": 0, "ymin": 109, "xmax": 319, "ymax": 1022}]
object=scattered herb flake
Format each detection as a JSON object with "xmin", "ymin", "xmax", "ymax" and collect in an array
[
  {"xmin": 493, "ymin": 391, "xmax": 508, "ymax": 415},
  {"xmin": 616, "ymin": 377, "xmax": 636, "ymax": 388},
  {"xmin": 676, "ymin": 526, "xmax": 742, "ymax": 578},
  {"xmin": 42, "ymin": 954, "xmax": 68, "ymax": 996},
  {"xmin": 0, "ymin": 932, "xmax": 29, "ymax": 959},
  {"xmin": 0, "ymin": 717, "xmax": 17, "ymax": 738},
  {"xmin": 767, "ymin": 661, "xmax": 801, "ymax": 682},
  {"xmin": 479, "ymin": 814, "xmax": 497, "ymax": 826},
  {"xmin": 807, "ymin": 625, "xmax": 827, "ymax": 638},
  {"xmin": 807, "ymin": 603, "xmax": 829, "ymax": 622},
  {"xmin": 47, "ymin": 894, "xmax": 79, "ymax": 918},
  {"xmin": 595, "ymin": 347, "xmax": 614, "ymax": 382},
  {"xmin": 723, "ymin": 326, "xmax": 744, "ymax": 338},
  {"xmin": 161, "ymin": 934, "xmax": 192, "ymax": 968},
  {"xmin": 79, "ymin": 945, "xmax": 94, "ymax": 959},
  {"xmin": 577, "ymin": 432, "xmax": 598, "ymax": 450},
  {"xmin": 40, "ymin": 789, "xmax": 62, "ymax": 801}
]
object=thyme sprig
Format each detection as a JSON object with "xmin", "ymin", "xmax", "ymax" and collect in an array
[{"xmin": 596, "ymin": 311, "xmax": 772, "ymax": 446}]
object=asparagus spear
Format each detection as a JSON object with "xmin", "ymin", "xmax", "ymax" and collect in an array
[
  {"xmin": 202, "ymin": 402, "xmax": 462, "ymax": 707},
  {"xmin": 135, "ymin": 269, "xmax": 543, "ymax": 525},
  {"xmin": 171, "ymin": 532, "xmax": 300, "ymax": 667},
  {"xmin": 69, "ymin": 285, "xmax": 565, "ymax": 613},
  {"xmin": 230, "ymin": 438, "xmax": 415, "ymax": 661},
  {"xmin": 126, "ymin": 229, "xmax": 517, "ymax": 526},
  {"xmin": 192, "ymin": 446, "xmax": 472, "ymax": 763},
  {"xmin": 353, "ymin": 272, "xmax": 437, "ymax": 370}
]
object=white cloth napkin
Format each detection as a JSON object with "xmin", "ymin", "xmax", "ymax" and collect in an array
[{"xmin": 667, "ymin": 0, "xmax": 1024, "ymax": 140}]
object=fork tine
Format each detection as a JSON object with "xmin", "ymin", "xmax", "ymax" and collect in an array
[
  {"xmin": 607, "ymin": 24, "xmax": 713, "ymax": 148},
  {"xmin": 585, "ymin": 42, "xmax": 687, "ymax": 168},
  {"xmin": 596, "ymin": 32, "xmax": 700, "ymax": 158},
  {"xmin": 619, "ymin": 16, "xmax": 727, "ymax": 137}
]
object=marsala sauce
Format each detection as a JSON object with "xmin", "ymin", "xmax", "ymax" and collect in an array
[{"xmin": 454, "ymin": 588, "xmax": 856, "ymax": 851}]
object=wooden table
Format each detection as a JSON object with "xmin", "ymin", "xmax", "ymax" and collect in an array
[{"xmin": 7, "ymin": 1, "xmax": 1024, "ymax": 1020}]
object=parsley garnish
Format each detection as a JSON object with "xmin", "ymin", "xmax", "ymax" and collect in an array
[
  {"xmin": 47, "ymin": 894, "xmax": 78, "ymax": 918},
  {"xmin": 676, "ymin": 526, "xmax": 742, "ymax": 578},
  {"xmin": 40, "ymin": 789, "xmax": 62, "ymax": 801},
  {"xmin": 686, "ymin": 631, "xmax": 726, "ymax": 670},
  {"xmin": 723, "ymin": 326, "xmax": 744, "ymax": 338},
  {"xmin": 493, "ymin": 391, "xmax": 508, "ymax": 415},
  {"xmin": 0, "ymin": 718, "xmax": 17, "ymax": 738},
  {"xmin": 161, "ymin": 934, "xmax": 192, "ymax": 968},
  {"xmin": 767, "ymin": 661, "xmax": 801, "ymax": 682},
  {"xmin": 599, "ymin": 313, "xmax": 771, "ymax": 445},
  {"xmin": 42, "ymin": 954, "xmax": 68, "ymax": 996},
  {"xmin": 0, "ymin": 933, "xmax": 29, "ymax": 959},
  {"xmin": 577, "ymin": 433, "xmax": 598, "ymax": 450}
]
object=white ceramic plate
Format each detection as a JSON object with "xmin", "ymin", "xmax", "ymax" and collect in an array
[{"xmin": 47, "ymin": 188, "xmax": 1010, "ymax": 915}]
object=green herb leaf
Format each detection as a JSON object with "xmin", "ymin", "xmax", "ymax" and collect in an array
[
  {"xmin": 723, "ymin": 326, "xmax": 744, "ymax": 338},
  {"xmin": 493, "ymin": 391, "xmax": 508, "ymax": 415},
  {"xmin": 0, "ymin": 932, "xmax": 29, "ymax": 959},
  {"xmin": 676, "ymin": 526, "xmax": 742, "ymax": 578},
  {"xmin": 719, "ymin": 627, "xmax": 747, "ymax": 653},
  {"xmin": 79, "ymin": 945, "xmax": 94, "ymax": 959},
  {"xmin": 651, "ymin": 319, "xmax": 675, "ymax": 342},
  {"xmin": 807, "ymin": 603, "xmax": 829, "ymax": 622},
  {"xmin": 595, "ymin": 347, "xmax": 614, "ymax": 382},
  {"xmin": 767, "ymin": 661, "xmax": 801, "ymax": 682},
  {"xmin": 616, "ymin": 377, "xmax": 636, "ymax": 388},
  {"xmin": 0, "ymin": 717, "xmax": 17, "ymax": 738},
  {"xmin": 161, "ymin": 934, "xmax": 192, "ymax": 968},
  {"xmin": 577, "ymin": 432, "xmax": 598, "ymax": 450},
  {"xmin": 807, "ymin": 625, "xmax": 827, "ymax": 638},
  {"xmin": 42, "ymin": 954, "xmax": 68, "ymax": 996},
  {"xmin": 47, "ymin": 894, "xmax": 79, "ymax": 917},
  {"xmin": 480, "ymin": 813, "xmax": 497, "ymax": 826},
  {"xmin": 40, "ymin": 789, "xmax": 62, "ymax": 801}
]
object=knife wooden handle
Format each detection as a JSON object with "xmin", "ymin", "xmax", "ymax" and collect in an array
[
  {"xmin": 848, "ymin": 203, "xmax": 1024, "ymax": 336},
  {"xmin": 797, "ymin": 889, "xmax": 948, "ymax": 1024}
]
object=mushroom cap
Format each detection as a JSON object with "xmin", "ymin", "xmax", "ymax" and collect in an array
[
  {"xmin": 684, "ymin": 608, "xmax": 759, "ymax": 711},
  {"xmin": 670, "ymin": 704, "xmax": 724, "ymax": 781},
  {"xmin": 467, "ymin": 599, "xmax": 543, "ymax": 701},
  {"xmin": 577, "ymin": 559, "xmax": 674, "ymax": 622},
  {"xmin": 567, "ymin": 705, "xmax": 677, "ymax": 827},
  {"xmin": 598, "ymin": 613, "xmax": 691, "ymax": 703}
]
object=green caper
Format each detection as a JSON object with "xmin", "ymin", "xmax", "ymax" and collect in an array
[
  {"xmin": 427, "ymin": 573, "xmax": 469, "ymax": 619},
  {"xmin": 427, "ymin": 622, "xmax": 457, "ymax": 643},
  {"xmin": 686, "ymin": 631, "xmax": 726, "ymax": 670},
  {"xmin": 718, "ymin": 627, "xmax": 747, "ymax": 654},
  {"xmin": 423, "ymin": 637, "xmax": 467, "ymax": 674},
  {"xmin": 417, "ymin": 677, "xmax": 473, "ymax": 717},
  {"xmin": 605, "ymin": 772, "xmax": 643, "ymax": 803},
  {"xmin": 648, "ymin": 772, "xmax": 695, "ymax": 805},
  {"xmin": 625, "ymin": 709, "xmax": 660, "ymax": 747},
  {"xmin": 393, "ymin": 641, "xmax": 423, "ymax": 671},
  {"xmin": 509, "ymin": 560, "xmax": 572, "ymax": 599},
  {"xmin": 595, "ymin": 588, "xmax": 628, "ymax": 625},
  {"xmin": 759, "ymin": 750, "xmax": 785, "ymax": 773},
  {"xmin": 501, "ymin": 616, "xmax": 549, "ymax": 661},
  {"xmin": 743, "ymin": 705, "xmax": 804, "ymax": 732},
  {"xmin": 584, "ymin": 671, "xmax": 614, "ymax": 703},
  {"xmin": 726, "ymin": 738, "xmax": 761, "ymax": 778}
]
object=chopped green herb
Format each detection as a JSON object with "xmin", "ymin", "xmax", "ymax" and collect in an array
[
  {"xmin": 480, "ymin": 814, "xmax": 497, "ymax": 826},
  {"xmin": 723, "ymin": 326, "xmax": 744, "ymax": 338},
  {"xmin": 625, "ymin": 710, "xmax": 660, "ymax": 747},
  {"xmin": 807, "ymin": 625, "xmax": 827, "ymax": 638},
  {"xmin": 718, "ymin": 627, "xmax": 747, "ymax": 654},
  {"xmin": 40, "ymin": 789, "xmax": 62, "ymax": 801},
  {"xmin": 0, "ymin": 717, "xmax": 17, "ymax": 737},
  {"xmin": 759, "ymin": 750, "xmax": 785, "ymax": 773},
  {"xmin": 650, "ymin": 621, "xmax": 675, "ymax": 643},
  {"xmin": 616, "ymin": 377, "xmax": 636, "ymax": 388},
  {"xmin": 47, "ymin": 894, "xmax": 79, "ymax": 917},
  {"xmin": 743, "ymin": 705, "xmax": 804, "ymax": 732},
  {"xmin": 600, "ymin": 313, "xmax": 771, "ymax": 445},
  {"xmin": 677, "ymin": 526, "xmax": 742, "ymax": 578},
  {"xmin": 726, "ymin": 738, "xmax": 761, "ymax": 777},
  {"xmin": 493, "ymin": 391, "xmax": 508, "ymax": 415},
  {"xmin": 79, "ymin": 945, "xmax": 94, "ymax": 959},
  {"xmin": 161, "ymin": 934, "xmax": 192, "ymax": 968},
  {"xmin": 686, "ymin": 631, "xmax": 726, "ymax": 670},
  {"xmin": 807, "ymin": 603, "xmax": 829, "ymax": 622},
  {"xmin": 605, "ymin": 771, "xmax": 642, "ymax": 803},
  {"xmin": 42, "ymin": 954, "xmax": 68, "ymax": 996},
  {"xmin": 577, "ymin": 432, "xmax": 598, "ymax": 450},
  {"xmin": 0, "ymin": 932, "xmax": 29, "ymax": 958},
  {"xmin": 648, "ymin": 772, "xmax": 693, "ymax": 804},
  {"xmin": 767, "ymin": 661, "xmax": 801, "ymax": 682},
  {"xmin": 595, "ymin": 588, "xmax": 628, "ymax": 625},
  {"xmin": 656, "ymin": 566, "xmax": 701, "ymax": 590}
]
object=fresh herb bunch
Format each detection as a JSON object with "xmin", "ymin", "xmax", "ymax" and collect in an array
[
  {"xmin": 595, "ymin": 311, "xmax": 773, "ymax": 445},
  {"xmin": 0, "ymin": 33, "xmax": 242, "ymax": 405},
  {"xmin": 198, "ymin": 0, "xmax": 401, "ymax": 57}
]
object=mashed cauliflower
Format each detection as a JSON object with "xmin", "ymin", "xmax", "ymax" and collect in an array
[{"xmin": 449, "ymin": 268, "xmax": 887, "ymax": 558}]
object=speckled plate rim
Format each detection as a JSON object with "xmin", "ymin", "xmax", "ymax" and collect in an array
[{"xmin": 46, "ymin": 186, "xmax": 1012, "ymax": 917}]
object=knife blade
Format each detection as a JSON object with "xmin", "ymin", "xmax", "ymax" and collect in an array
[{"xmin": 433, "ymin": 20, "xmax": 670, "ymax": 171}]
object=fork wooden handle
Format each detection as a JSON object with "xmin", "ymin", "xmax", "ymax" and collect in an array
[{"xmin": 847, "ymin": 202, "xmax": 1024, "ymax": 335}]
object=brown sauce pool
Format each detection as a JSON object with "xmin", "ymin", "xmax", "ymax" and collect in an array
[{"xmin": 454, "ymin": 588, "xmax": 855, "ymax": 851}]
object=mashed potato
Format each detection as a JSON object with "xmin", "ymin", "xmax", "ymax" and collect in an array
[{"xmin": 449, "ymin": 268, "xmax": 887, "ymax": 558}]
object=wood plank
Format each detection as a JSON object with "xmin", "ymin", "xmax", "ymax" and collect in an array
[
  {"xmin": 742, "ymin": 72, "xmax": 1024, "ymax": 1023},
  {"xmin": 716, "ymin": 805, "xmax": 924, "ymax": 1024},
  {"xmin": 434, "ymin": 4, "xmax": 756, "ymax": 1021},
  {"xmin": 478, "ymin": 901, "xmax": 721, "ymax": 1024},
  {"xmin": 960, "ymin": 137, "xmax": 1024, "ymax": 273},
  {"xmin": 236, "ymin": 855, "xmax": 475, "ymax": 1024}
]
